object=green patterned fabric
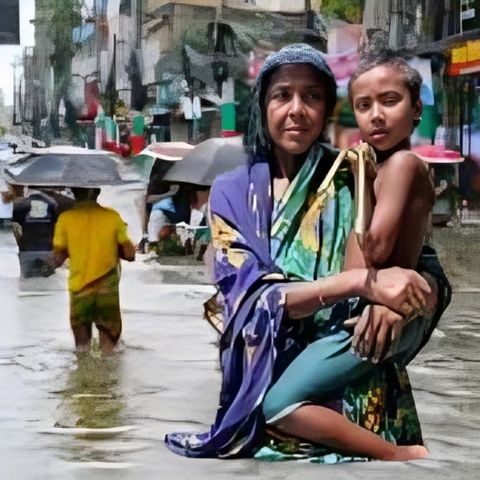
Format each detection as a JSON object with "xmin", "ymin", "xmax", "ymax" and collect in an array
[
  {"xmin": 256, "ymin": 363, "xmax": 422, "ymax": 463},
  {"xmin": 270, "ymin": 142, "xmax": 353, "ymax": 325},
  {"xmin": 253, "ymin": 143, "xmax": 424, "ymax": 463}
]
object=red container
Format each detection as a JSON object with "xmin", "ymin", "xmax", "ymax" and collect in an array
[
  {"xmin": 129, "ymin": 135, "xmax": 145, "ymax": 154},
  {"xmin": 221, "ymin": 130, "xmax": 242, "ymax": 138}
]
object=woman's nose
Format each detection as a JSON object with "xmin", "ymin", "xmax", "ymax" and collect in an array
[{"xmin": 288, "ymin": 94, "xmax": 306, "ymax": 117}]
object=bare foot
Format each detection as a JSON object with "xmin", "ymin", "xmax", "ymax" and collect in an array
[{"xmin": 385, "ymin": 445, "xmax": 429, "ymax": 461}]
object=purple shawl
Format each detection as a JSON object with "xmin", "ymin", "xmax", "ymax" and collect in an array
[{"xmin": 165, "ymin": 159, "xmax": 302, "ymax": 457}]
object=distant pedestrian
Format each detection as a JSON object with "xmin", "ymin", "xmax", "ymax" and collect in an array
[
  {"xmin": 12, "ymin": 187, "xmax": 73, "ymax": 277},
  {"xmin": 146, "ymin": 183, "xmax": 191, "ymax": 251},
  {"xmin": 52, "ymin": 187, "xmax": 135, "ymax": 355}
]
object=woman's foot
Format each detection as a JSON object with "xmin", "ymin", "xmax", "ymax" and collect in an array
[{"xmin": 384, "ymin": 444, "xmax": 429, "ymax": 461}]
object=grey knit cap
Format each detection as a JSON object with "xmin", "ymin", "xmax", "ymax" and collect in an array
[{"xmin": 255, "ymin": 43, "xmax": 336, "ymax": 96}]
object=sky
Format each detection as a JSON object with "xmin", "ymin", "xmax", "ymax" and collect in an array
[{"xmin": 0, "ymin": 0, "xmax": 35, "ymax": 106}]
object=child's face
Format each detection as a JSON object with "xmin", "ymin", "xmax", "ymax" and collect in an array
[
  {"xmin": 265, "ymin": 64, "xmax": 327, "ymax": 164},
  {"xmin": 350, "ymin": 65, "xmax": 421, "ymax": 152}
]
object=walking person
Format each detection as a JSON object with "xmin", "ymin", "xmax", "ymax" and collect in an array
[
  {"xmin": 11, "ymin": 187, "xmax": 73, "ymax": 278},
  {"xmin": 52, "ymin": 187, "xmax": 135, "ymax": 355}
]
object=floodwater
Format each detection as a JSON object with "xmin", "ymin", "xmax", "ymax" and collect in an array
[{"xmin": 0, "ymin": 183, "xmax": 479, "ymax": 479}]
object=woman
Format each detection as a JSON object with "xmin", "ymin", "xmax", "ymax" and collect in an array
[{"xmin": 165, "ymin": 44, "xmax": 450, "ymax": 461}]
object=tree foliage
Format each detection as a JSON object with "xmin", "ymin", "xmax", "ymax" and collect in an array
[
  {"xmin": 38, "ymin": 0, "xmax": 85, "ymax": 137},
  {"xmin": 41, "ymin": 0, "xmax": 84, "ymax": 64},
  {"xmin": 321, "ymin": 0, "xmax": 364, "ymax": 24}
]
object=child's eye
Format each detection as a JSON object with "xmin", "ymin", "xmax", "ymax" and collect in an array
[
  {"xmin": 355, "ymin": 102, "xmax": 369, "ymax": 110},
  {"xmin": 384, "ymin": 98, "xmax": 398, "ymax": 106}
]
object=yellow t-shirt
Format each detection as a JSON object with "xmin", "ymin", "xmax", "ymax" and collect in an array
[{"xmin": 53, "ymin": 201, "xmax": 131, "ymax": 292}]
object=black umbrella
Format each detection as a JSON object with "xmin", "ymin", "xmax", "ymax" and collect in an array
[
  {"xmin": 5, "ymin": 153, "xmax": 126, "ymax": 187},
  {"xmin": 162, "ymin": 137, "xmax": 248, "ymax": 186}
]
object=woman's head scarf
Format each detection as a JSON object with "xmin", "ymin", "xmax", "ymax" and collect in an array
[{"xmin": 246, "ymin": 43, "xmax": 337, "ymax": 159}]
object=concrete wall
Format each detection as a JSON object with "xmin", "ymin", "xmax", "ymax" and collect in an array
[
  {"xmin": 146, "ymin": 0, "xmax": 221, "ymax": 11},
  {"xmin": 224, "ymin": 0, "xmax": 306, "ymax": 12}
]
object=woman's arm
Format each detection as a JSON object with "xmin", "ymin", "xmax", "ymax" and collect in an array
[
  {"xmin": 146, "ymin": 184, "xmax": 180, "ymax": 204},
  {"xmin": 285, "ymin": 266, "xmax": 432, "ymax": 320}
]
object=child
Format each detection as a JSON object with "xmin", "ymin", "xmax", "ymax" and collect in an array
[
  {"xmin": 263, "ymin": 52, "xmax": 440, "ymax": 461},
  {"xmin": 344, "ymin": 53, "xmax": 437, "ymax": 360},
  {"xmin": 345, "ymin": 53, "xmax": 434, "ymax": 272}
]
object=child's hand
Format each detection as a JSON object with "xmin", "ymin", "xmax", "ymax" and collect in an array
[{"xmin": 346, "ymin": 305, "xmax": 407, "ymax": 363}]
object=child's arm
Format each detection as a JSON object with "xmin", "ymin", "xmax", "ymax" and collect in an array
[{"xmin": 345, "ymin": 151, "xmax": 433, "ymax": 270}]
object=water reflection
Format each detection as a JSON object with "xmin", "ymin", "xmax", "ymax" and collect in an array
[
  {"xmin": 49, "ymin": 349, "xmax": 142, "ymax": 467},
  {"xmin": 55, "ymin": 351, "xmax": 124, "ymax": 430}
]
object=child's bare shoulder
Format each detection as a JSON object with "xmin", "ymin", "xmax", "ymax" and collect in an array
[
  {"xmin": 380, "ymin": 150, "xmax": 425, "ymax": 172},
  {"xmin": 377, "ymin": 150, "xmax": 430, "ymax": 183},
  {"xmin": 377, "ymin": 150, "xmax": 433, "ymax": 203}
]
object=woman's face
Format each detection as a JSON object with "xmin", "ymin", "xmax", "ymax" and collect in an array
[{"xmin": 265, "ymin": 64, "xmax": 327, "ymax": 164}]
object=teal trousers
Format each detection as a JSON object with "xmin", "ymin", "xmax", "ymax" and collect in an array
[{"xmin": 263, "ymin": 313, "xmax": 432, "ymax": 423}]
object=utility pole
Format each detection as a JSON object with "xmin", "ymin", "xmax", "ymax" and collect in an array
[
  {"xmin": 11, "ymin": 56, "xmax": 22, "ymax": 126},
  {"xmin": 12, "ymin": 62, "xmax": 16, "ymax": 125}
]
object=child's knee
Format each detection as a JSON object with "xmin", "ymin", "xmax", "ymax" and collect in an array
[{"xmin": 262, "ymin": 388, "xmax": 285, "ymax": 423}]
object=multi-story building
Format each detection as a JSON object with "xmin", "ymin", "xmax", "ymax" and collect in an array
[
  {"xmin": 28, "ymin": 0, "xmax": 327, "ymax": 143},
  {"xmin": 362, "ymin": 0, "xmax": 480, "ymax": 206},
  {"xmin": 141, "ymin": 0, "xmax": 325, "ymax": 141}
]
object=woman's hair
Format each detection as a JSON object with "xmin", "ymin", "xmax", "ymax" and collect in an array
[
  {"xmin": 348, "ymin": 50, "xmax": 423, "ymax": 127},
  {"xmin": 246, "ymin": 43, "xmax": 337, "ymax": 159}
]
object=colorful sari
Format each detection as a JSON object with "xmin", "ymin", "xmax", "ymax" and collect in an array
[{"xmin": 164, "ymin": 143, "xmax": 451, "ymax": 460}]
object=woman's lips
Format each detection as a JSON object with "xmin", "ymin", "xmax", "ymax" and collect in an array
[{"xmin": 284, "ymin": 127, "xmax": 309, "ymax": 135}]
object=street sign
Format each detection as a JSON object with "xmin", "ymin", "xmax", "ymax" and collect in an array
[{"xmin": 462, "ymin": 8, "xmax": 476, "ymax": 21}]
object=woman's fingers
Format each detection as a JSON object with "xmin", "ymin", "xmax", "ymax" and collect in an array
[
  {"xmin": 353, "ymin": 306, "xmax": 379, "ymax": 359},
  {"xmin": 415, "ymin": 271, "xmax": 433, "ymax": 294},
  {"xmin": 344, "ymin": 316, "xmax": 359, "ymax": 327},
  {"xmin": 351, "ymin": 306, "xmax": 370, "ymax": 353},
  {"xmin": 372, "ymin": 322, "xmax": 390, "ymax": 363},
  {"xmin": 353, "ymin": 306, "xmax": 406, "ymax": 363},
  {"xmin": 404, "ymin": 285, "xmax": 423, "ymax": 319}
]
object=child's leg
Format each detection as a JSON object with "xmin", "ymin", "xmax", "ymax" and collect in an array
[
  {"xmin": 72, "ymin": 325, "xmax": 92, "ymax": 352},
  {"xmin": 263, "ymin": 330, "xmax": 368, "ymax": 423},
  {"xmin": 276, "ymin": 404, "xmax": 428, "ymax": 460},
  {"xmin": 263, "ymin": 315, "xmax": 433, "ymax": 423},
  {"xmin": 262, "ymin": 319, "xmax": 432, "ymax": 459}
]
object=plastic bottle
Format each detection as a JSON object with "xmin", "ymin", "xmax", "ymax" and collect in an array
[
  {"xmin": 94, "ymin": 107, "xmax": 105, "ymax": 150},
  {"xmin": 461, "ymin": 199, "xmax": 469, "ymax": 224},
  {"xmin": 434, "ymin": 125, "xmax": 446, "ymax": 151}
]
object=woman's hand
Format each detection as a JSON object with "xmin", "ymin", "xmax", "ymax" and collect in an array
[
  {"xmin": 345, "ymin": 305, "xmax": 407, "ymax": 363},
  {"xmin": 363, "ymin": 267, "xmax": 432, "ymax": 319},
  {"xmin": 420, "ymin": 271, "xmax": 438, "ymax": 317}
]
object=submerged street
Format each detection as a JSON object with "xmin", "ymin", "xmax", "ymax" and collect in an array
[{"xmin": 0, "ymin": 184, "xmax": 479, "ymax": 480}]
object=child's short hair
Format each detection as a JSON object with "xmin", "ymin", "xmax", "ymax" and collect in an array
[{"xmin": 348, "ymin": 50, "xmax": 423, "ymax": 127}]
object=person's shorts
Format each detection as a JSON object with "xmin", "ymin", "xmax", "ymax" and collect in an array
[
  {"xmin": 69, "ymin": 268, "xmax": 122, "ymax": 341},
  {"xmin": 147, "ymin": 209, "xmax": 168, "ymax": 242}
]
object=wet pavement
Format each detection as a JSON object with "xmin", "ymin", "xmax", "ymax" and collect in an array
[{"xmin": 0, "ymin": 183, "xmax": 479, "ymax": 479}]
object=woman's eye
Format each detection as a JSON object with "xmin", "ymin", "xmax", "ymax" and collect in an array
[
  {"xmin": 272, "ymin": 91, "xmax": 289, "ymax": 100},
  {"xmin": 306, "ymin": 92, "xmax": 323, "ymax": 101}
]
